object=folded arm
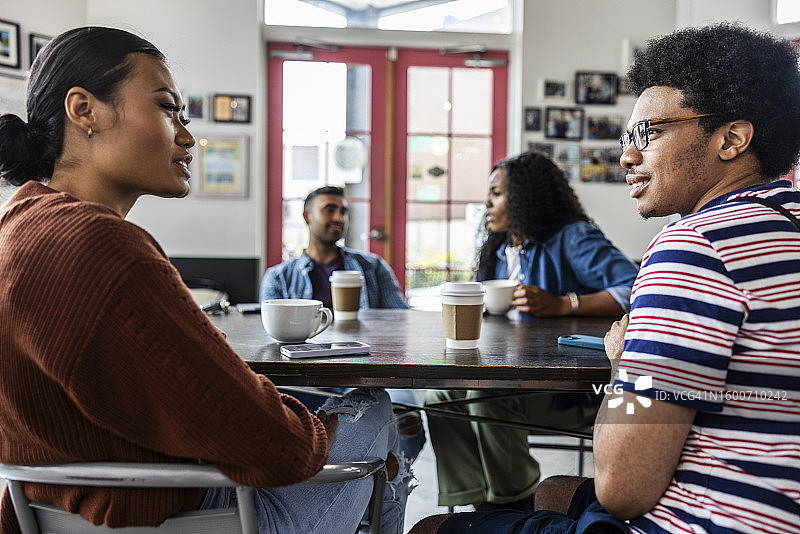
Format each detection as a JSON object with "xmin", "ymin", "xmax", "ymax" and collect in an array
[{"xmin": 594, "ymin": 316, "xmax": 695, "ymax": 519}]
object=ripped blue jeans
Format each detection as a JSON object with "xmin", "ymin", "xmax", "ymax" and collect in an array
[{"xmin": 199, "ymin": 388, "xmax": 413, "ymax": 534}]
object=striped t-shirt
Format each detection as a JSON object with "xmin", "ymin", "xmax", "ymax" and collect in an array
[{"xmin": 616, "ymin": 180, "xmax": 800, "ymax": 533}]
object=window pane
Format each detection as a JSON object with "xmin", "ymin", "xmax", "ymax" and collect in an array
[
  {"xmin": 281, "ymin": 199, "xmax": 307, "ymax": 261},
  {"xmin": 280, "ymin": 60, "xmax": 372, "ymax": 260},
  {"xmin": 449, "ymin": 203, "xmax": 485, "ymax": 275},
  {"xmin": 283, "ymin": 61, "xmax": 346, "ymax": 135},
  {"xmin": 407, "ymin": 67, "xmax": 449, "ymax": 134},
  {"xmin": 266, "ymin": 0, "xmax": 346, "ymax": 27},
  {"xmin": 346, "ymin": 65, "xmax": 371, "ymax": 132},
  {"xmin": 452, "ymin": 68, "xmax": 492, "ymax": 135},
  {"xmin": 777, "ymin": 0, "xmax": 800, "ymax": 23},
  {"xmin": 407, "ymin": 136, "xmax": 449, "ymax": 202},
  {"xmin": 266, "ymin": 0, "xmax": 511, "ymax": 33},
  {"xmin": 451, "ymin": 137, "xmax": 491, "ymax": 202},
  {"xmin": 406, "ymin": 202, "xmax": 447, "ymax": 308},
  {"xmin": 344, "ymin": 199, "xmax": 369, "ymax": 252}
]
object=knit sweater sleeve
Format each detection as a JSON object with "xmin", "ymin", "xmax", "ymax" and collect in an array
[{"xmin": 65, "ymin": 255, "xmax": 329, "ymax": 488}]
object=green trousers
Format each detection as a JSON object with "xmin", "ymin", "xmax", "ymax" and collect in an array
[{"xmin": 425, "ymin": 389, "xmax": 597, "ymax": 507}]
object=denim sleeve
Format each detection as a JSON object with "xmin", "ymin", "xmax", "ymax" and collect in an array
[
  {"xmin": 259, "ymin": 266, "xmax": 288, "ymax": 302},
  {"xmin": 374, "ymin": 257, "xmax": 409, "ymax": 309},
  {"xmin": 565, "ymin": 223, "xmax": 638, "ymax": 312}
]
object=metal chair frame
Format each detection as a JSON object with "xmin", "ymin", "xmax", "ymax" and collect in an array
[{"xmin": 0, "ymin": 459, "xmax": 385, "ymax": 534}]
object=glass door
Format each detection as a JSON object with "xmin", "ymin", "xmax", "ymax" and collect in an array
[
  {"xmin": 266, "ymin": 44, "xmax": 389, "ymax": 267},
  {"xmin": 267, "ymin": 44, "xmax": 508, "ymax": 307},
  {"xmin": 391, "ymin": 49, "xmax": 508, "ymax": 308}
]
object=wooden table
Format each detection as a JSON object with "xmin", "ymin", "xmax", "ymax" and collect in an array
[{"xmin": 211, "ymin": 309, "xmax": 613, "ymax": 391}]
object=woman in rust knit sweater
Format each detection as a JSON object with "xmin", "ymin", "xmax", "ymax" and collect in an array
[{"xmin": 0, "ymin": 26, "xmax": 410, "ymax": 533}]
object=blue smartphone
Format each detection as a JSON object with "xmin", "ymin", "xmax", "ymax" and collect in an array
[{"xmin": 557, "ymin": 334, "xmax": 605, "ymax": 350}]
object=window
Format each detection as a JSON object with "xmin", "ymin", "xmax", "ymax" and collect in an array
[
  {"xmin": 777, "ymin": 0, "xmax": 800, "ymax": 24},
  {"xmin": 265, "ymin": 0, "xmax": 512, "ymax": 33}
]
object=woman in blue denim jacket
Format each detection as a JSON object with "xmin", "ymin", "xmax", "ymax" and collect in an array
[{"xmin": 426, "ymin": 152, "xmax": 639, "ymax": 513}]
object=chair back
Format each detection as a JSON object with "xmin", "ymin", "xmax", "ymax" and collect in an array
[{"xmin": 0, "ymin": 459, "xmax": 385, "ymax": 534}]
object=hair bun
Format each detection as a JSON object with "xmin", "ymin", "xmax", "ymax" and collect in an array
[{"xmin": 0, "ymin": 113, "xmax": 48, "ymax": 185}]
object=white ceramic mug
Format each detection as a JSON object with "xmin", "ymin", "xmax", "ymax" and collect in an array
[
  {"xmin": 482, "ymin": 279, "xmax": 518, "ymax": 315},
  {"xmin": 261, "ymin": 299, "xmax": 333, "ymax": 343}
]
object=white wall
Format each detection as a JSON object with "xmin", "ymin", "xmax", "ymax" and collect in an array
[
  {"xmin": 0, "ymin": 0, "xmax": 85, "ymax": 74},
  {"xmin": 676, "ymin": 0, "xmax": 773, "ymax": 29},
  {"xmin": 518, "ymin": 0, "xmax": 679, "ymax": 261},
  {"xmin": 0, "ymin": 0, "xmax": 266, "ymax": 260},
  {"xmin": 85, "ymin": 0, "xmax": 266, "ymax": 260}
]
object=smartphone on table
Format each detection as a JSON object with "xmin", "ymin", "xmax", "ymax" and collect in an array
[
  {"xmin": 280, "ymin": 341, "xmax": 371, "ymax": 359},
  {"xmin": 557, "ymin": 335, "xmax": 605, "ymax": 350}
]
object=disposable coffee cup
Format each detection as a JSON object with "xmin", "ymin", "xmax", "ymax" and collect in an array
[
  {"xmin": 330, "ymin": 270, "xmax": 363, "ymax": 320},
  {"xmin": 482, "ymin": 279, "xmax": 518, "ymax": 315},
  {"xmin": 441, "ymin": 282, "xmax": 485, "ymax": 350}
]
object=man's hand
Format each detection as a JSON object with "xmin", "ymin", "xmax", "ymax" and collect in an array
[
  {"xmin": 512, "ymin": 282, "xmax": 567, "ymax": 316},
  {"xmin": 316, "ymin": 410, "xmax": 338, "ymax": 451},
  {"xmin": 604, "ymin": 313, "xmax": 629, "ymax": 363}
]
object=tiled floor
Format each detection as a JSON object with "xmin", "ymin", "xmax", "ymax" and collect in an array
[{"xmin": 402, "ymin": 413, "xmax": 594, "ymax": 532}]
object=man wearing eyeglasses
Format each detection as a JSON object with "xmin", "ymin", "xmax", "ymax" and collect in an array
[{"xmin": 411, "ymin": 22, "xmax": 800, "ymax": 534}]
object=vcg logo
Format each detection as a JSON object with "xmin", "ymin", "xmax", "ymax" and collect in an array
[{"xmin": 592, "ymin": 370, "xmax": 653, "ymax": 414}]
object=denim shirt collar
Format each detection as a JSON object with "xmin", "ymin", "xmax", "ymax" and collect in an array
[{"xmin": 299, "ymin": 246, "xmax": 358, "ymax": 271}]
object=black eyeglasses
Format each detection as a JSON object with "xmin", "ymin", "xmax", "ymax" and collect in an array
[{"xmin": 619, "ymin": 113, "xmax": 715, "ymax": 152}]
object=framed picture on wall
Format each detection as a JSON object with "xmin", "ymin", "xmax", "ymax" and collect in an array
[
  {"xmin": 541, "ymin": 79, "xmax": 568, "ymax": 99},
  {"xmin": 0, "ymin": 19, "xmax": 21, "ymax": 69},
  {"xmin": 192, "ymin": 136, "xmax": 249, "ymax": 197},
  {"xmin": 28, "ymin": 33, "xmax": 50, "ymax": 67},
  {"xmin": 213, "ymin": 94, "xmax": 251, "ymax": 123},
  {"xmin": 544, "ymin": 107, "xmax": 584, "ymax": 140},
  {"xmin": 574, "ymin": 72, "xmax": 617, "ymax": 105},
  {"xmin": 586, "ymin": 115, "xmax": 624, "ymax": 140},
  {"xmin": 185, "ymin": 93, "xmax": 207, "ymax": 121},
  {"xmin": 528, "ymin": 142, "xmax": 553, "ymax": 159},
  {"xmin": 523, "ymin": 107, "xmax": 542, "ymax": 131}
]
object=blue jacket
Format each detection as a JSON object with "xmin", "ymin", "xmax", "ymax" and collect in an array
[
  {"xmin": 260, "ymin": 246, "xmax": 408, "ymax": 309},
  {"xmin": 482, "ymin": 221, "xmax": 638, "ymax": 319}
]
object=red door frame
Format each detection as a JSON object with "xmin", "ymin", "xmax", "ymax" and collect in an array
[
  {"xmin": 266, "ymin": 43, "xmax": 389, "ymax": 269},
  {"xmin": 390, "ymin": 49, "xmax": 509, "ymax": 289}
]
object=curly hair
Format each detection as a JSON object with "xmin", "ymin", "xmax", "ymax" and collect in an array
[
  {"xmin": 476, "ymin": 151, "xmax": 591, "ymax": 281},
  {"xmin": 626, "ymin": 23, "xmax": 800, "ymax": 179}
]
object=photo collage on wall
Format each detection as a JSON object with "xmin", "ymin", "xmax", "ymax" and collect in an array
[
  {"xmin": 528, "ymin": 142, "xmax": 625, "ymax": 183},
  {"xmin": 525, "ymin": 52, "xmax": 642, "ymax": 183}
]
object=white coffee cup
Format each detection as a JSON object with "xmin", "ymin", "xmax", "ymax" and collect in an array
[
  {"xmin": 441, "ymin": 282, "xmax": 485, "ymax": 350},
  {"xmin": 329, "ymin": 270, "xmax": 364, "ymax": 320},
  {"xmin": 261, "ymin": 299, "xmax": 333, "ymax": 343},
  {"xmin": 482, "ymin": 279, "xmax": 518, "ymax": 315}
]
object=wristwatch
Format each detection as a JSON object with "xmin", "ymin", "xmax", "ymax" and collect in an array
[{"xmin": 566, "ymin": 292, "xmax": 579, "ymax": 315}]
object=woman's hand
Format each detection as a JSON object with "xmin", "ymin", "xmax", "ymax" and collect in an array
[
  {"xmin": 512, "ymin": 282, "xmax": 570, "ymax": 316},
  {"xmin": 603, "ymin": 313, "xmax": 629, "ymax": 363},
  {"xmin": 316, "ymin": 410, "xmax": 338, "ymax": 451}
]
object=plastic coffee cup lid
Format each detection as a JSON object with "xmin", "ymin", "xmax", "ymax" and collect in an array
[
  {"xmin": 330, "ymin": 270, "xmax": 363, "ymax": 283},
  {"xmin": 440, "ymin": 281, "xmax": 485, "ymax": 296}
]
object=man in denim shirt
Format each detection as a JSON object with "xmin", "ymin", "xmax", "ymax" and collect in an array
[
  {"xmin": 260, "ymin": 185, "xmax": 425, "ymax": 462},
  {"xmin": 260, "ymin": 185, "xmax": 407, "ymax": 310}
]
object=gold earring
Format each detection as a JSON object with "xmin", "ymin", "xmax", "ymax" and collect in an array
[{"xmin": 87, "ymin": 127, "xmax": 93, "ymax": 139}]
